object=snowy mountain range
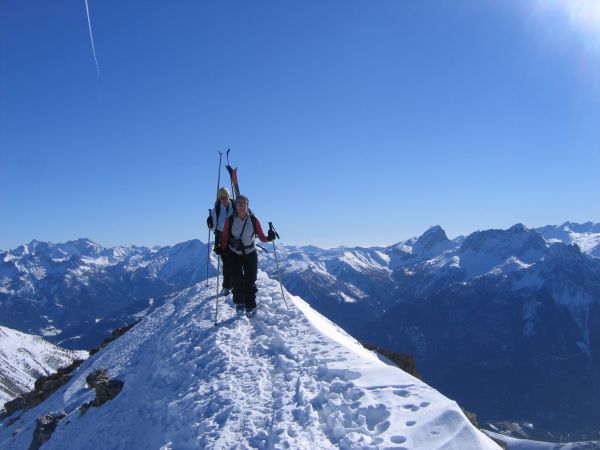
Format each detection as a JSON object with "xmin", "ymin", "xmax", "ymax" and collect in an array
[
  {"xmin": 273, "ymin": 222, "xmax": 600, "ymax": 441},
  {"xmin": 0, "ymin": 238, "xmax": 211, "ymax": 349},
  {"xmin": 0, "ymin": 275, "xmax": 501, "ymax": 450},
  {"xmin": 1, "ymin": 221, "xmax": 600, "ymax": 442},
  {"xmin": 0, "ymin": 326, "xmax": 87, "ymax": 408}
]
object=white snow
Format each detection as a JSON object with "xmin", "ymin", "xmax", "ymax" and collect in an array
[
  {"xmin": 0, "ymin": 326, "xmax": 88, "ymax": 408},
  {"xmin": 40, "ymin": 326, "xmax": 62, "ymax": 337},
  {"xmin": 537, "ymin": 223, "xmax": 600, "ymax": 257},
  {"xmin": 338, "ymin": 251, "xmax": 392, "ymax": 275},
  {"xmin": 337, "ymin": 291, "xmax": 357, "ymax": 303},
  {"xmin": 0, "ymin": 273, "xmax": 499, "ymax": 449}
]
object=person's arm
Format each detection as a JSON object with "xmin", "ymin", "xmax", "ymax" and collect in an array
[
  {"xmin": 221, "ymin": 217, "xmax": 231, "ymax": 249},
  {"xmin": 253, "ymin": 217, "xmax": 272, "ymax": 243},
  {"xmin": 210, "ymin": 208, "xmax": 217, "ymax": 231}
]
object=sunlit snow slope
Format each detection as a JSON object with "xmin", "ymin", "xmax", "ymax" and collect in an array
[
  {"xmin": 0, "ymin": 326, "xmax": 87, "ymax": 408},
  {"xmin": 0, "ymin": 273, "xmax": 499, "ymax": 449}
]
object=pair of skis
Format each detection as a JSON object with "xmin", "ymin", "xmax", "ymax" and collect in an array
[{"xmin": 225, "ymin": 150, "xmax": 241, "ymax": 200}]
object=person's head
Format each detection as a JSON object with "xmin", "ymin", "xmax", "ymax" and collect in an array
[
  {"xmin": 236, "ymin": 195, "xmax": 249, "ymax": 216},
  {"xmin": 218, "ymin": 188, "xmax": 231, "ymax": 205}
]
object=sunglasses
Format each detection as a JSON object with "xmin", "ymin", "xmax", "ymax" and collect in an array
[
  {"xmin": 219, "ymin": 197, "xmax": 229, "ymax": 201},
  {"xmin": 237, "ymin": 201, "xmax": 248, "ymax": 206}
]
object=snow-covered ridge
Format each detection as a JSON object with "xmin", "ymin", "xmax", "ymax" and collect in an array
[
  {"xmin": 0, "ymin": 326, "xmax": 87, "ymax": 408},
  {"xmin": 536, "ymin": 222, "xmax": 600, "ymax": 257},
  {"xmin": 0, "ymin": 274, "xmax": 499, "ymax": 449}
]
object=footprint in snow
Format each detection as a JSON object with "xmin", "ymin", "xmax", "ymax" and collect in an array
[
  {"xmin": 393, "ymin": 389, "xmax": 410, "ymax": 397},
  {"xmin": 402, "ymin": 404, "xmax": 420, "ymax": 412},
  {"xmin": 406, "ymin": 420, "xmax": 416, "ymax": 426},
  {"xmin": 390, "ymin": 435, "xmax": 407, "ymax": 444}
]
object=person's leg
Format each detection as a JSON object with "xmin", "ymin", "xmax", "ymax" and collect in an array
[
  {"xmin": 229, "ymin": 252, "xmax": 245, "ymax": 305},
  {"xmin": 242, "ymin": 251, "xmax": 258, "ymax": 310}
]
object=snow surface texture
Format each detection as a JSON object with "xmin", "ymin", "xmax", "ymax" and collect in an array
[
  {"xmin": 0, "ymin": 326, "xmax": 87, "ymax": 407},
  {"xmin": 484, "ymin": 431, "xmax": 600, "ymax": 450},
  {"xmin": 0, "ymin": 273, "xmax": 499, "ymax": 450}
]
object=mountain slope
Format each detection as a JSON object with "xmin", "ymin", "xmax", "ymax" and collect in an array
[
  {"xmin": 0, "ymin": 238, "xmax": 213, "ymax": 349},
  {"xmin": 0, "ymin": 326, "xmax": 87, "ymax": 408},
  {"xmin": 0, "ymin": 273, "xmax": 499, "ymax": 450},
  {"xmin": 537, "ymin": 222, "xmax": 600, "ymax": 257}
]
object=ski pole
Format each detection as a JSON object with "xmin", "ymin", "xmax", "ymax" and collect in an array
[
  {"xmin": 206, "ymin": 209, "xmax": 212, "ymax": 287},
  {"xmin": 268, "ymin": 222, "xmax": 288, "ymax": 309},
  {"xmin": 215, "ymin": 254, "xmax": 220, "ymax": 325},
  {"xmin": 213, "ymin": 150, "xmax": 223, "ymax": 324}
]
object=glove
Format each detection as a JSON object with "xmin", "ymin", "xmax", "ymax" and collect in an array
[
  {"xmin": 213, "ymin": 243, "xmax": 221, "ymax": 255},
  {"xmin": 267, "ymin": 229, "xmax": 277, "ymax": 241},
  {"xmin": 207, "ymin": 215, "xmax": 214, "ymax": 229}
]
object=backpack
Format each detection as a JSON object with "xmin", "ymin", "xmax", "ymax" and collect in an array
[
  {"xmin": 213, "ymin": 200, "xmax": 237, "ymax": 225},
  {"xmin": 227, "ymin": 213, "xmax": 258, "ymax": 254}
]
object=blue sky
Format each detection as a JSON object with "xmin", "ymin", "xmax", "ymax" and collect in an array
[{"xmin": 1, "ymin": 0, "xmax": 599, "ymax": 250}]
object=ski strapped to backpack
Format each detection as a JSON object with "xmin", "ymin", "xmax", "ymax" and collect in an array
[{"xmin": 226, "ymin": 149, "xmax": 241, "ymax": 199}]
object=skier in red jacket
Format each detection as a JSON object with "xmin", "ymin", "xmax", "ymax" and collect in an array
[{"xmin": 221, "ymin": 195, "xmax": 275, "ymax": 317}]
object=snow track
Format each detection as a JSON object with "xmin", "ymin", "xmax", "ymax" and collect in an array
[{"xmin": 0, "ymin": 272, "xmax": 499, "ymax": 449}]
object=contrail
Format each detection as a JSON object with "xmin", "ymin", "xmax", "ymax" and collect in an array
[{"xmin": 84, "ymin": 0, "xmax": 100, "ymax": 78}]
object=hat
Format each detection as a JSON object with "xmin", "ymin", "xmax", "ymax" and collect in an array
[
  {"xmin": 218, "ymin": 187, "xmax": 231, "ymax": 198},
  {"xmin": 235, "ymin": 195, "xmax": 249, "ymax": 205}
]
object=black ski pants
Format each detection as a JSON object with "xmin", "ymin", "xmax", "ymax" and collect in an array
[{"xmin": 229, "ymin": 250, "xmax": 258, "ymax": 309}]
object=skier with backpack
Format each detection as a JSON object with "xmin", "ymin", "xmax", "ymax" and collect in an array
[
  {"xmin": 220, "ymin": 195, "xmax": 276, "ymax": 317},
  {"xmin": 207, "ymin": 187, "xmax": 236, "ymax": 296}
]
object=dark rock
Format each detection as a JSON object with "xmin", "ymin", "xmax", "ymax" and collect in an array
[
  {"xmin": 462, "ymin": 408, "xmax": 478, "ymax": 427},
  {"xmin": 361, "ymin": 343, "xmax": 420, "ymax": 378},
  {"xmin": 28, "ymin": 412, "xmax": 66, "ymax": 450},
  {"xmin": 88, "ymin": 320, "xmax": 140, "ymax": 356},
  {"xmin": 94, "ymin": 378, "xmax": 124, "ymax": 405},
  {"xmin": 79, "ymin": 368, "xmax": 124, "ymax": 414},
  {"xmin": 0, "ymin": 360, "xmax": 84, "ymax": 420},
  {"xmin": 79, "ymin": 402, "xmax": 91, "ymax": 415},
  {"xmin": 33, "ymin": 359, "xmax": 84, "ymax": 391}
]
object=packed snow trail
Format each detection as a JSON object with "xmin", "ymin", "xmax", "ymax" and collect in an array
[{"xmin": 0, "ymin": 272, "xmax": 499, "ymax": 449}]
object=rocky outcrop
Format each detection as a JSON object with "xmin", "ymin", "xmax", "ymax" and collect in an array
[
  {"xmin": 79, "ymin": 369, "xmax": 123, "ymax": 414},
  {"xmin": 362, "ymin": 343, "xmax": 420, "ymax": 378},
  {"xmin": 89, "ymin": 320, "xmax": 140, "ymax": 356},
  {"xmin": 0, "ymin": 359, "xmax": 84, "ymax": 420},
  {"xmin": 28, "ymin": 411, "xmax": 66, "ymax": 450},
  {"xmin": 0, "ymin": 321, "xmax": 134, "ymax": 420}
]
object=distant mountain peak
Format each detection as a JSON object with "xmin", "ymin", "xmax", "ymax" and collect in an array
[
  {"xmin": 545, "ymin": 241, "xmax": 583, "ymax": 260},
  {"xmin": 410, "ymin": 225, "xmax": 451, "ymax": 255},
  {"xmin": 508, "ymin": 223, "xmax": 528, "ymax": 232},
  {"xmin": 423, "ymin": 225, "xmax": 448, "ymax": 238},
  {"xmin": 460, "ymin": 224, "xmax": 546, "ymax": 258}
]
